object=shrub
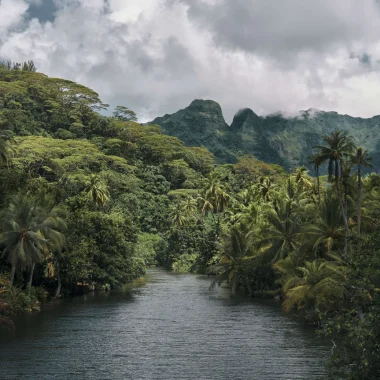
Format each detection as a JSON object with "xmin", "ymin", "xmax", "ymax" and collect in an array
[{"xmin": 172, "ymin": 253, "xmax": 199, "ymax": 273}]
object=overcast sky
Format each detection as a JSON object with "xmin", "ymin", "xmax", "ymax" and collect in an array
[{"xmin": 1, "ymin": 0, "xmax": 380, "ymax": 122}]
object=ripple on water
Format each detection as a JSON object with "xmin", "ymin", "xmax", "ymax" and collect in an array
[{"xmin": 0, "ymin": 268, "xmax": 329, "ymax": 380}]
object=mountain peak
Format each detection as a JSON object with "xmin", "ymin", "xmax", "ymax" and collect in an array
[
  {"xmin": 188, "ymin": 99, "xmax": 224, "ymax": 115},
  {"xmin": 149, "ymin": 99, "xmax": 233, "ymax": 161},
  {"xmin": 150, "ymin": 100, "xmax": 380, "ymax": 170},
  {"xmin": 230, "ymin": 108, "xmax": 261, "ymax": 131}
]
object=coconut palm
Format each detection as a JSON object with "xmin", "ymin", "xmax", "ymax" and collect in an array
[
  {"xmin": 293, "ymin": 166, "xmax": 313, "ymax": 191},
  {"xmin": 229, "ymin": 201, "xmax": 263, "ymax": 231},
  {"xmin": 314, "ymin": 130, "xmax": 356, "ymax": 184},
  {"xmin": 314, "ymin": 131, "xmax": 355, "ymax": 250},
  {"xmin": 209, "ymin": 223, "xmax": 255, "ymax": 293},
  {"xmin": 309, "ymin": 154, "xmax": 324, "ymax": 204},
  {"xmin": 235, "ymin": 185, "xmax": 258, "ymax": 206},
  {"xmin": 180, "ymin": 196, "xmax": 198, "ymax": 215},
  {"xmin": 303, "ymin": 196, "xmax": 345, "ymax": 258},
  {"xmin": 0, "ymin": 193, "xmax": 66, "ymax": 288},
  {"xmin": 350, "ymin": 148, "xmax": 373, "ymax": 234},
  {"xmin": 256, "ymin": 195, "xmax": 301, "ymax": 263},
  {"xmin": 170, "ymin": 207, "xmax": 189, "ymax": 227},
  {"xmin": 170, "ymin": 197, "xmax": 198, "ymax": 228},
  {"xmin": 84, "ymin": 175, "xmax": 110, "ymax": 207},
  {"xmin": 276, "ymin": 259, "xmax": 346, "ymax": 314},
  {"xmin": 199, "ymin": 174, "xmax": 230, "ymax": 237},
  {"xmin": 256, "ymin": 176, "xmax": 276, "ymax": 201}
]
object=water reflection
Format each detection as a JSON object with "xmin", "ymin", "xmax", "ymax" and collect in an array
[{"xmin": 0, "ymin": 268, "xmax": 329, "ymax": 380}]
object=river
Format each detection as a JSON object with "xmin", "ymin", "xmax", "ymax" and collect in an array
[{"xmin": 0, "ymin": 268, "xmax": 329, "ymax": 379}]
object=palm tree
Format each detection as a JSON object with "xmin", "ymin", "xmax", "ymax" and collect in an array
[
  {"xmin": 180, "ymin": 196, "xmax": 197, "ymax": 215},
  {"xmin": 309, "ymin": 154, "xmax": 324, "ymax": 204},
  {"xmin": 256, "ymin": 195, "xmax": 301, "ymax": 263},
  {"xmin": 256, "ymin": 176, "xmax": 276, "ymax": 201},
  {"xmin": 199, "ymin": 174, "xmax": 230, "ymax": 237},
  {"xmin": 350, "ymin": 148, "xmax": 373, "ymax": 234},
  {"xmin": 340, "ymin": 160, "xmax": 354, "ymax": 258},
  {"xmin": 0, "ymin": 193, "xmax": 66, "ymax": 288},
  {"xmin": 170, "ymin": 207, "xmax": 189, "ymax": 227},
  {"xmin": 235, "ymin": 185, "xmax": 257, "ymax": 206},
  {"xmin": 84, "ymin": 175, "xmax": 110, "ymax": 207},
  {"xmin": 303, "ymin": 195, "xmax": 345, "ymax": 259},
  {"xmin": 229, "ymin": 201, "xmax": 263, "ymax": 231},
  {"xmin": 293, "ymin": 166, "xmax": 313, "ymax": 191},
  {"xmin": 209, "ymin": 223, "xmax": 255, "ymax": 293},
  {"xmin": 314, "ymin": 131, "xmax": 355, "ymax": 253},
  {"xmin": 276, "ymin": 259, "xmax": 346, "ymax": 315},
  {"xmin": 314, "ymin": 130, "xmax": 355, "ymax": 184},
  {"xmin": 170, "ymin": 197, "xmax": 198, "ymax": 228}
]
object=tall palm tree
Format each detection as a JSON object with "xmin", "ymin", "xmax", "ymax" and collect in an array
[
  {"xmin": 84, "ymin": 175, "xmax": 110, "ymax": 207},
  {"xmin": 0, "ymin": 193, "xmax": 66, "ymax": 288},
  {"xmin": 309, "ymin": 154, "xmax": 324, "ymax": 204},
  {"xmin": 314, "ymin": 130, "xmax": 355, "ymax": 184},
  {"xmin": 199, "ymin": 174, "xmax": 230, "ymax": 237},
  {"xmin": 350, "ymin": 148, "xmax": 373, "ymax": 234},
  {"xmin": 314, "ymin": 131, "xmax": 355, "ymax": 253}
]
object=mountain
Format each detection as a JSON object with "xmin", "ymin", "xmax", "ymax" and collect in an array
[
  {"xmin": 151, "ymin": 99, "xmax": 235, "ymax": 163},
  {"xmin": 150, "ymin": 100, "xmax": 380, "ymax": 172}
]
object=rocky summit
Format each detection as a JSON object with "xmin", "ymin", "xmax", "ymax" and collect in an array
[{"xmin": 150, "ymin": 100, "xmax": 380, "ymax": 172}]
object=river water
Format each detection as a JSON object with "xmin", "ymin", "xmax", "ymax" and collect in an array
[{"xmin": 0, "ymin": 269, "xmax": 329, "ymax": 380}]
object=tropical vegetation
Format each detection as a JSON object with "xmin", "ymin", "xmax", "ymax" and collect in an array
[{"xmin": 0, "ymin": 61, "xmax": 379, "ymax": 379}]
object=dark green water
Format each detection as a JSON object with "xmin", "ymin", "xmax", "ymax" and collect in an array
[{"xmin": 0, "ymin": 269, "xmax": 329, "ymax": 379}]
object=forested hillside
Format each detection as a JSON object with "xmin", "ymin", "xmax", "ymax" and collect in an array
[
  {"xmin": 1, "ymin": 62, "xmax": 380, "ymax": 379},
  {"xmin": 152, "ymin": 100, "xmax": 380, "ymax": 172},
  {"xmin": 0, "ymin": 61, "xmax": 219, "ymax": 309}
]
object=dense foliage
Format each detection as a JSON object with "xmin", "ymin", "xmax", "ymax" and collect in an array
[
  {"xmin": 155, "ymin": 116, "xmax": 380, "ymax": 378},
  {"xmin": 0, "ymin": 61, "xmax": 216, "ymax": 318},
  {"xmin": 1, "ymin": 62, "xmax": 379, "ymax": 379}
]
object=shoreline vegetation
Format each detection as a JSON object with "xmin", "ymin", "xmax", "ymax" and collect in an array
[{"xmin": 1, "ymin": 61, "xmax": 379, "ymax": 379}]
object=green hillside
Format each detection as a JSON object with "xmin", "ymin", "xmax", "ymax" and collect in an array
[{"xmin": 151, "ymin": 100, "xmax": 380, "ymax": 172}]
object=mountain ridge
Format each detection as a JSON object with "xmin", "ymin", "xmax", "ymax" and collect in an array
[{"xmin": 150, "ymin": 99, "xmax": 380, "ymax": 172}]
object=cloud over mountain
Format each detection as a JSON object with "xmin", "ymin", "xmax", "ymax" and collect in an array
[{"xmin": 1, "ymin": 0, "xmax": 380, "ymax": 122}]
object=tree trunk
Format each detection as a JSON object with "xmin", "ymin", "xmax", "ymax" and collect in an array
[
  {"xmin": 343, "ymin": 184, "xmax": 349, "ymax": 261},
  {"xmin": 344, "ymin": 183, "xmax": 349, "ymax": 224},
  {"xmin": 335, "ymin": 160, "xmax": 349, "ymax": 260},
  {"xmin": 27, "ymin": 263, "xmax": 35, "ymax": 293},
  {"xmin": 216, "ymin": 210, "xmax": 221, "ymax": 239},
  {"xmin": 357, "ymin": 164, "xmax": 362, "ymax": 235},
  {"xmin": 316, "ymin": 166, "xmax": 320, "ymax": 204},
  {"xmin": 55, "ymin": 263, "xmax": 62, "ymax": 298},
  {"xmin": 10, "ymin": 265, "xmax": 16, "ymax": 286}
]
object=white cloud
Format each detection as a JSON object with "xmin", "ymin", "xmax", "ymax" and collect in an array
[
  {"xmin": 0, "ymin": 0, "xmax": 29, "ymax": 35},
  {"xmin": 1, "ymin": 0, "xmax": 380, "ymax": 123}
]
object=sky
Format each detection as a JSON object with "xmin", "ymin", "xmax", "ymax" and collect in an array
[{"xmin": 1, "ymin": 0, "xmax": 380, "ymax": 123}]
